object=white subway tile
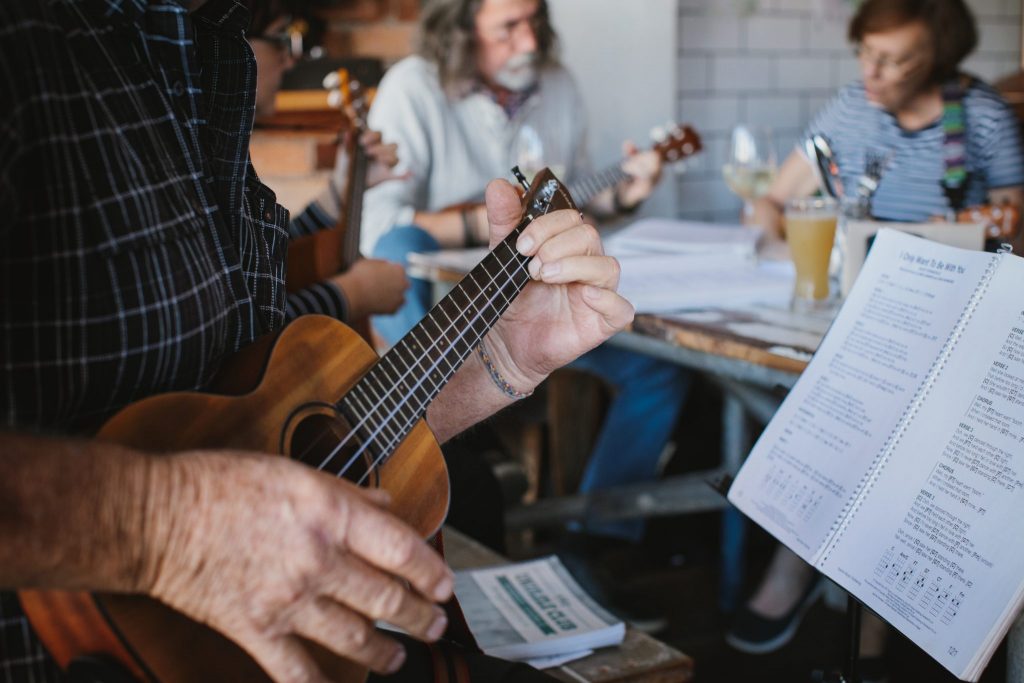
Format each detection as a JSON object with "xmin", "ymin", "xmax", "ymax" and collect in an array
[
  {"xmin": 679, "ymin": 94, "xmax": 742, "ymax": 133},
  {"xmin": 777, "ymin": 56, "xmax": 833, "ymax": 89},
  {"xmin": 680, "ymin": 15, "xmax": 742, "ymax": 51},
  {"xmin": 805, "ymin": 16, "xmax": 849, "ymax": 51},
  {"xmin": 745, "ymin": 15, "xmax": 805, "ymax": 50},
  {"xmin": 679, "ymin": 55, "xmax": 711, "ymax": 92},
  {"xmin": 712, "ymin": 56, "xmax": 777, "ymax": 91}
]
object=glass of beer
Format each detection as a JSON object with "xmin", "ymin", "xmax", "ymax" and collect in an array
[{"xmin": 785, "ymin": 197, "xmax": 837, "ymax": 311}]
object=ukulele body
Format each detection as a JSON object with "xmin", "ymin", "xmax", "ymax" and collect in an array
[{"xmin": 20, "ymin": 314, "xmax": 450, "ymax": 683}]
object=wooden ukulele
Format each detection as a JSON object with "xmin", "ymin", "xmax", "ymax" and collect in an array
[
  {"xmin": 956, "ymin": 201, "xmax": 1021, "ymax": 241},
  {"xmin": 447, "ymin": 123, "xmax": 702, "ymax": 220},
  {"xmin": 19, "ymin": 167, "xmax": 578, "ymax": 683},
  {"xmin": 568, "ymin": 123, "xmax": 702, "ymax": 208},
  {"xmin": 284, "ymin": 70, "xmax": 375, "ymax": 339}
]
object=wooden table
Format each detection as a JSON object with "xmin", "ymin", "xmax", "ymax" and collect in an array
[
  {"xmin": 443, "ymin": 526, "xmax": 694, "ymax": 683},
  {"xmin": 408, "ymin": 249, "xmax": 831, "ymax": 607}
]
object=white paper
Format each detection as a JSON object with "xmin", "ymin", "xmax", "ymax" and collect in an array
[
  {"xmin": 615, "ymin": 253, "xmax": 794, "ymax": 313},
  {"xmin": 605, "ymin": 217, "xmax": 763, "ymax": 259},
  {"xmin": 454, "ymin": 556, "xmax": 625, "ymax": 662},
  {"xmin": 820, "ymin": 253, "xmax": 1024, "ymax": 681},
  {"xmin": 730, "ymin": 230, "xmax": 1024, "ymax": 681},
  {"xmin": 526, "ymin": 649, "xmax": 593, "ymax": 669},
  {"xmin": 729, "ymin": 231, "xmax": 993, "ymax": 560}
]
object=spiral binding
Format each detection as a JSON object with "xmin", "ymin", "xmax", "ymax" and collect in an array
[{"xmin": 814, "ymin": 248, "xmax": 1007, "ymax": 566}]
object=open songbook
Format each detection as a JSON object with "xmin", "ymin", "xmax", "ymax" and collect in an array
[{"xmin": 729, "ymin": 229, "xmax": 1024, "ymax": 681}]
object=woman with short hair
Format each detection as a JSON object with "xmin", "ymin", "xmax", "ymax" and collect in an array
[
  {"xmin": 731, "ymin": 0, "xmax": 1024, "ymax": 676},
  {"xmin": 750, "ymin": 0, "xmax": 1023, "ymax": 246}
]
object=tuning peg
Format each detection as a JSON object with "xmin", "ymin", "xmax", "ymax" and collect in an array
[
  {"xmin": 322, "ymin": 71, "xmax": 341, "ymax": 90},
  {"xmin": 326, "ymin": 89, "xmax": 343, "ymax": 109}
]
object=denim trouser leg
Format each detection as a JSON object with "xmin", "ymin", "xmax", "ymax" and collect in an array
[
  {"xmin": 570, "ymin": 345, "xmax": 691, "ymax": 542},
  {"xmin": 371, "ymin": 225, "xmax": 440, "ymax": 346}
]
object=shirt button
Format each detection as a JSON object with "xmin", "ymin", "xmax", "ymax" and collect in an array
[{"xmin": 172, "ymin": 81, "xmax": 185, "ymax": 96}]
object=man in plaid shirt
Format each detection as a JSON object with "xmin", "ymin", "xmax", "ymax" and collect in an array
[{"xmin": 0, "ymin": 1, "xmax": 633, "ymax": 681}]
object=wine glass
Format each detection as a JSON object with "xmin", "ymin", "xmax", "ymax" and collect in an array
[
  {"xmin": 511, "ymin": 123, "xmax": 566, "ymax": 183},
  {"xmin": 722, "ymin": 125, "xmax": 777, "ymax": 219}
]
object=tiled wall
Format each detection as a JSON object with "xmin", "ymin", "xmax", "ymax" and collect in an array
[{"xmin": 675, "ymin": 0, "xmax": 1022, "ymax": 222}]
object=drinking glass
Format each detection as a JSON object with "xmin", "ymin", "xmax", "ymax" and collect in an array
[
  {"xmin": 511, "ymin": 124, "xmax": 566, "ymax": 183},
  {"xmin": 785, "ymin": 197, "xmax": 838, "ymax": 311},
  {"xmin": 722, "ymin": 125, "xmax": 777, "ymax": 219}
]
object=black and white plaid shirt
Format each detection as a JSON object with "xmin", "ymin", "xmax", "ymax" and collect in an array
[{"xmin": 0, "ymin": 0, "xmax": 348, "ymax": 679}]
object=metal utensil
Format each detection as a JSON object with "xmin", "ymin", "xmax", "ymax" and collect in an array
[
  {"xmin": 857, "ymin": 148, "xmax": 891, "ymax": 199},
  {"xmin": 803, "ymin": 134, "xmax": 844, "ymax": 200}
]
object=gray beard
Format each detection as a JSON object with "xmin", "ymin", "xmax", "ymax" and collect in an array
[{"xmin": 494, "ymin": 54, "xmax": 539, "ymax": 92}]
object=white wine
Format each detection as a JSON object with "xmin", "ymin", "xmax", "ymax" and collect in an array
[{"xmin": 722, "ymin": 164, "xmax": 775, "ymax": 201}]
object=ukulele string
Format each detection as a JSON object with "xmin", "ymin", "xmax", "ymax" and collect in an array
[
  {"xmin": 350, "ymin": 245, "xmax": 534, "ymax": 486},
  {"xmin": 313, "ymin": 235, "xmax": 533, "ymax": 481}
]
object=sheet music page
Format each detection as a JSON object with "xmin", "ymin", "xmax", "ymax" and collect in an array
[
  {"xmin": 728, "ymin": 231, "xmax": 993, "ymax": 562},
  {"xmin": 615, "ymin": 254, "xmax": 794, "ymax": 312},
  {"xmin": 604, "ymin": 218, "xmax": 762, "ymax": 258},
  {"xmin": 820, "ymin": 253, "xmax": 1024, "ymax": 681}
]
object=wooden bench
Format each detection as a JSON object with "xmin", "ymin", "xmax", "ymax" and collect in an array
[{"xmin": 443, "ymin": 526, "xmax": 694, "ymax": 683}]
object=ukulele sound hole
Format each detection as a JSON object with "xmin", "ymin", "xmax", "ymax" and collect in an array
[{"xmin": 288, "ymin": 412, "xmax": 378, "ymax": 487}]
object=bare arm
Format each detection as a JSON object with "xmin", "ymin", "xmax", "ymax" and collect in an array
[
  {"xmin": 411, "ymin": 204, "xmax": 489, "ymax": 248},
  {"xmin": 427, "ymin": 180, "xmax": 633, "ymax": 443},
  {"xmin": 0, "ymin": 432, "xmax": 453, "ymax": 682},
  {"xmin": 748, "ymin": 149, "xmax": 820, "ymax": 240},
  {"xmin": 0, "ymin": 433, "xmax": 153, "ymax": 592}
]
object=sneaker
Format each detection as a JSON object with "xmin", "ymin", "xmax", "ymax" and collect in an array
[{"xmin": 725, "ymin": 576, "xmax": 824, "ymax": 654}]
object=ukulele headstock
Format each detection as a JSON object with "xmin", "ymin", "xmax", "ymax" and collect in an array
[
  {"xmin": 650, "ymin": 123, "xmax": 703, "ymax": 169},
  {"xmin": 323, "ymin": 69, "xmax": 374, "ymax": 130},
  {"xmin": 512, "ymin": 166, "xmax": 579, "ymax": 225}
]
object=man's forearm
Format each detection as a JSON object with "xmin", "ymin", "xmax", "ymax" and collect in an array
[
  {"xmin": 425, "ymin": 345, "xmax": 526, "ymax": 444},
  {"xmin": 0, "ymin": 433, "xmax": 158, "ymax": 593},
  {"xmin": 412, "ymin": 209, "xmax": 478, "ymax": 247}
]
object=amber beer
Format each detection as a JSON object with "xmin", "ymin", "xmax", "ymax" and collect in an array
[{"xmin": 785, "ymin": 197, "xmax": 837, "ymax": 309}]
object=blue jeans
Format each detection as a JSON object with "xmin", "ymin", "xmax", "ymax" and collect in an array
[
  {"xmin": 372, "ymin": 225, "xmax": 441, "ymax": 344},
  {"xmin": 373, "ymin": 226, "xmax": 690, "ymax": 542}
]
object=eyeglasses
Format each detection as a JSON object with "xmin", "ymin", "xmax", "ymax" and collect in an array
[
  {"xmin": 853, "ymin": 44, "xmax": 921, "ymax": 78},
  {"xmin": 252, "ymin": 18, "xmax": 308, "ymax": 60}
]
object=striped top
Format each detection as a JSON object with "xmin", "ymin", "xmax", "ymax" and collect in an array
[{"xmin": 804, "ymin": 79, "xmax": 1024, "ymax": 222}]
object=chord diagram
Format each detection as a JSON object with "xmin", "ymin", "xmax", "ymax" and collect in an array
[
  {"xmin": 907, "ymin": 566, "xmax": 929, "ymax": 601},
  {"xmin": 884, "ymin": 552, "xmax": 909, "ymax": 584},
  {"xmin": 800, "ymin": 492, "xmax": 823, "ymax": 522},
  {"xmin": 895, "ymin": 560, "xmax": 918, "ymax": 593},
  {"xmin": 941, "ymin": 591, "xmax": 965, "ymax": 625},
  {"xmin": 930, "ymin": 583, "xmax": 953, "ymax": 618},
  {"xmin": 875, "ymin": 546, "xmax": 895, "ymax": 578},
  {"xmin": 921, "ymin": 576, "xmax": 943, "ymax": 611}
]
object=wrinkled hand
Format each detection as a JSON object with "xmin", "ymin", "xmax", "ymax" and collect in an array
[
  {"xmin": 480, "ymin": 180, "xmax": 634, "ymax": 392},
  {"xmin": 143, "ymin": 452, "xmax": 453, "ymax": 682},
  {"xmin": 616, "ymin": 142, "xmax": 663, "ymax": 210},
  {"xmin": 331, "ymin": 259, "xmax": 409, "ymax": 320},
  {"xmin": 334, "ymin": 129, "xmax": 407, "ymax": 194}
]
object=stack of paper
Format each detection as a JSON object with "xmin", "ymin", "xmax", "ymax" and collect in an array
[
  {"xmin": 604, "ymin": 218, "xmax": 794, "ymax": 313},
  {"xmin": 605, "ymin": 218, "xmax": 764, "ymax": 258},
  {"xmin": 454, "ymin": 556, "xmax": 625, "ymax": 668}
]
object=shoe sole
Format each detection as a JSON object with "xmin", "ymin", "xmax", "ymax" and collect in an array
[{"xmin": 724, "ymin": 579, "xmax": 825, "ymax": 655}]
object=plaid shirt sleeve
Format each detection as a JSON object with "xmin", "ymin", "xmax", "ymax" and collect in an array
[
  {"xmin": 284, "ymin": 200, "xmax": 352, "ymax": 323},
  {"xmin": 0, "ymin": 0, "xmax": 294, "ymax": 679}
]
